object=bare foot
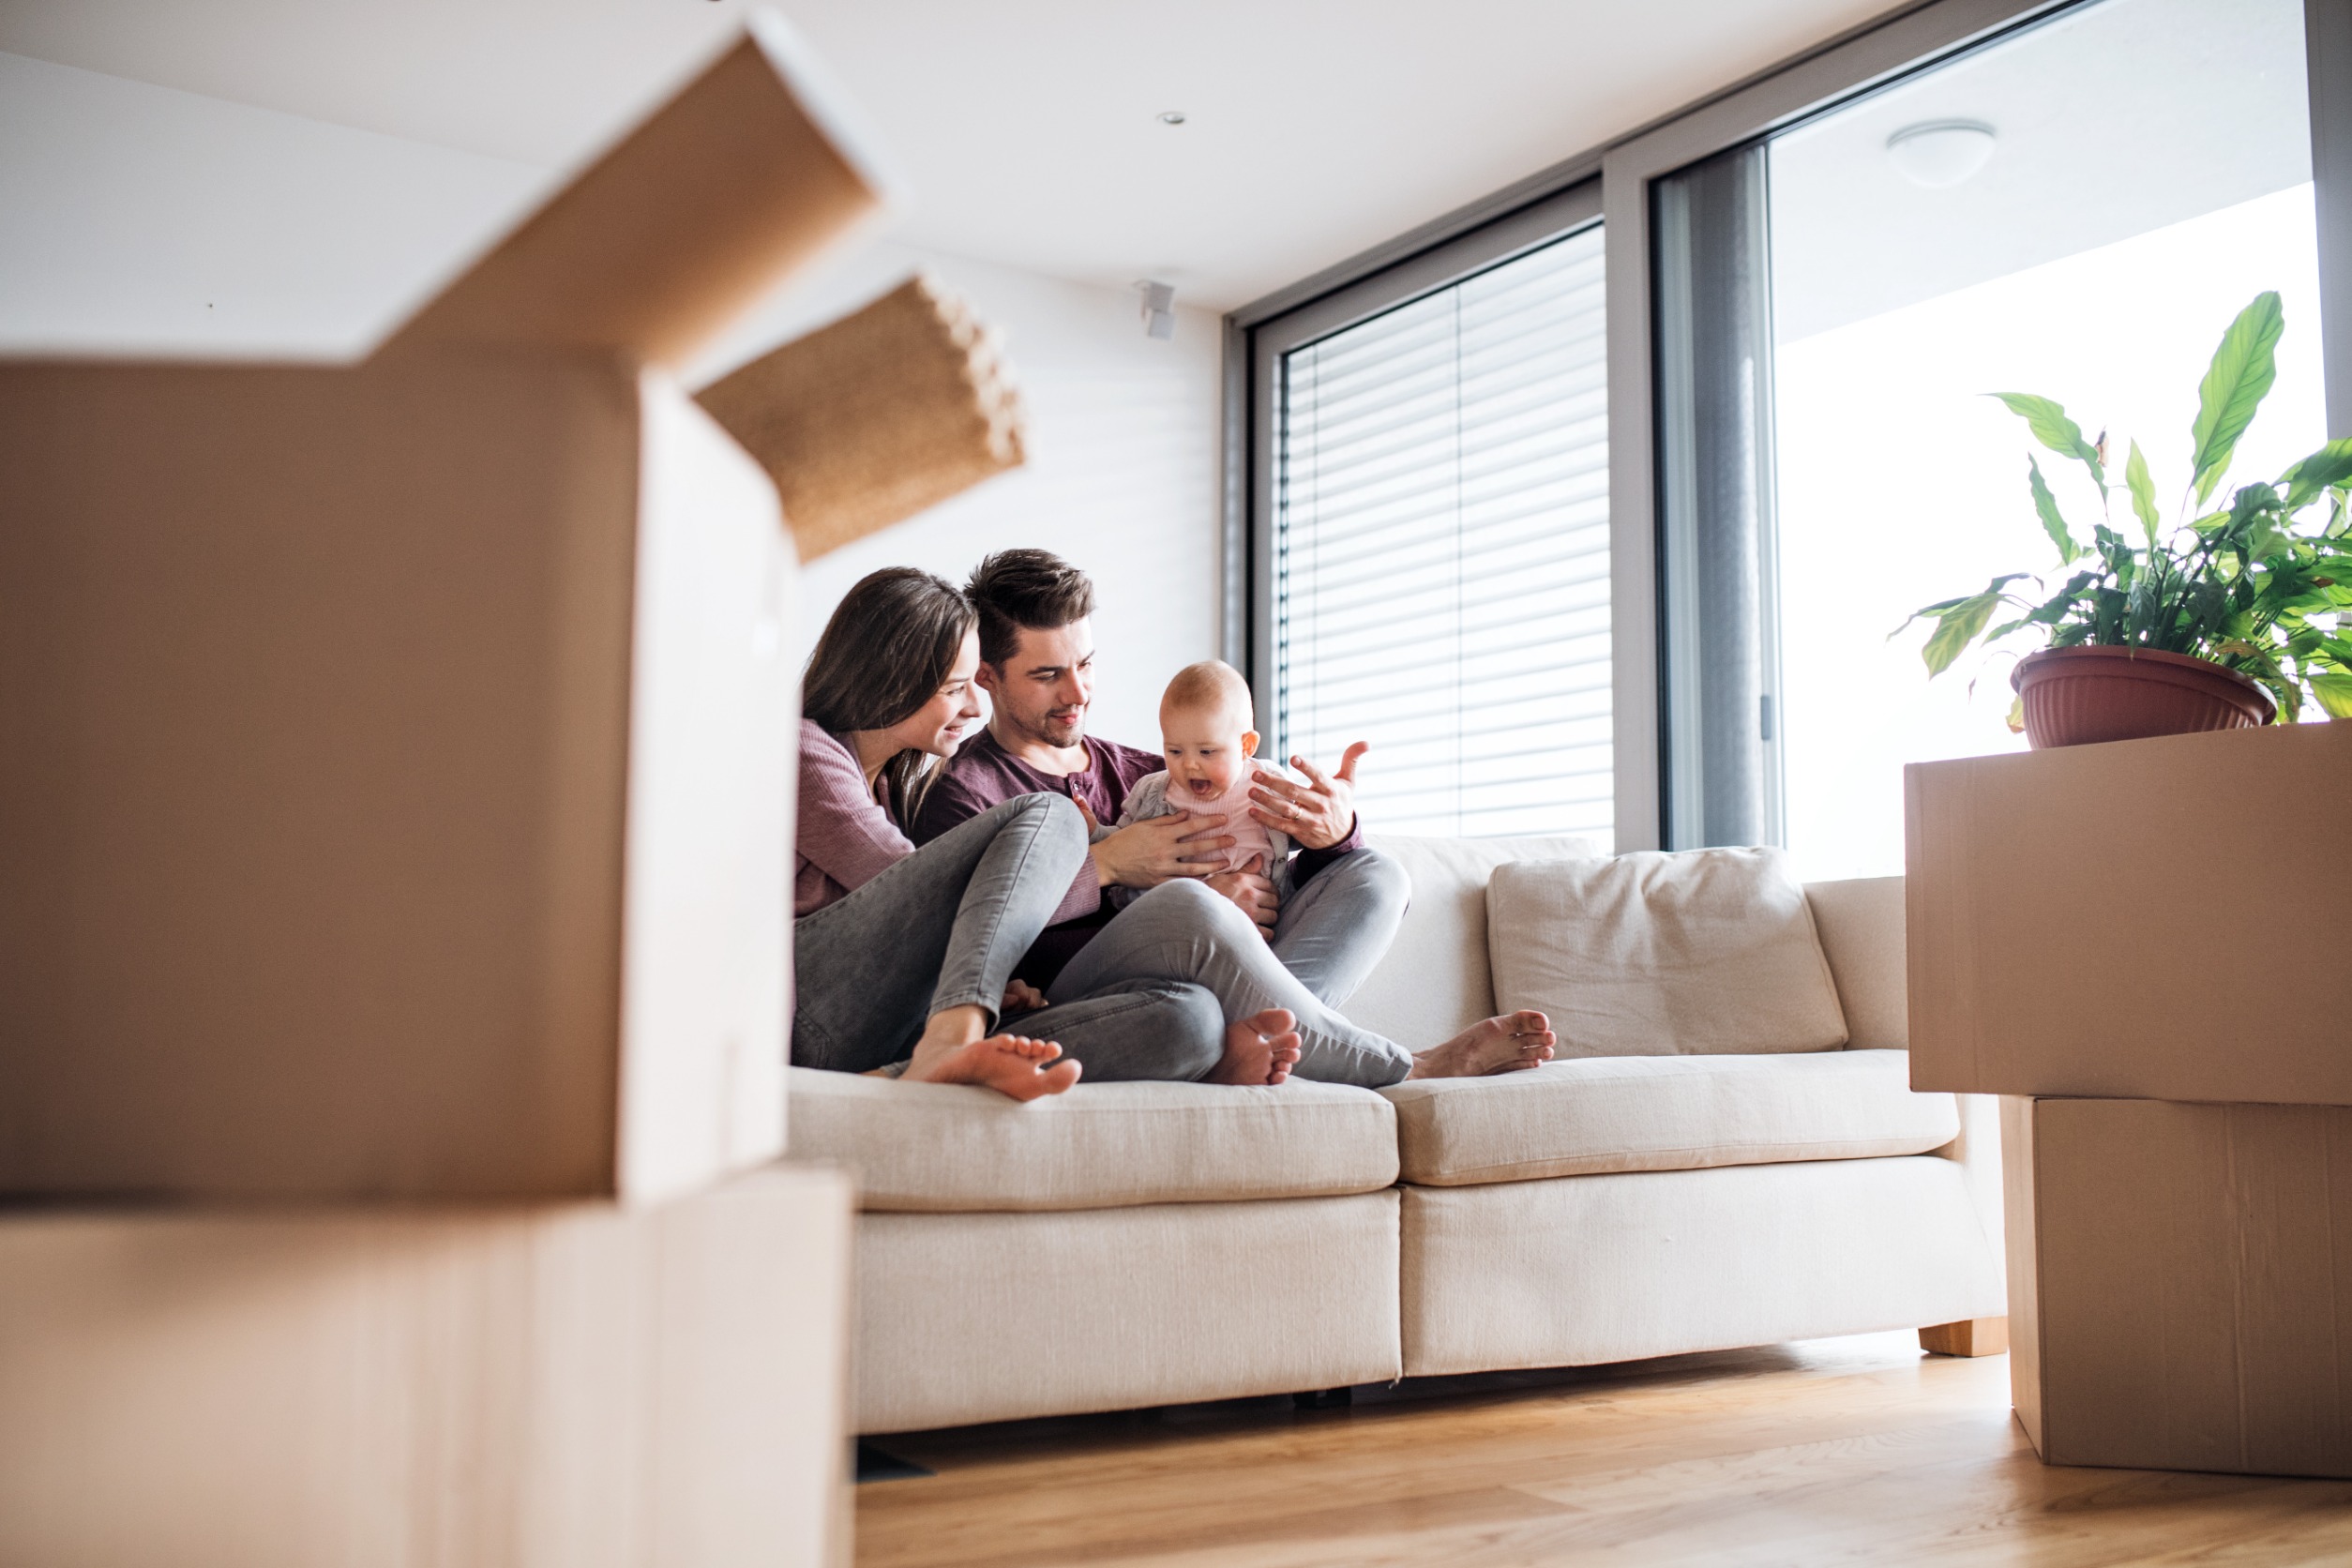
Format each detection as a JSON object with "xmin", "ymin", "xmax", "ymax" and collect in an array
[
  {"xmin": 912, "ymin": 1034, "xmax": 1081, "ymax": 1101},
  {"xmin": 1407, "ymin": 1011, "xmax": 1556, "ymax": 1079},
  {"xmin": 1208, "ymin": 1007, "xmax": 1304, "ymax": 1086}
]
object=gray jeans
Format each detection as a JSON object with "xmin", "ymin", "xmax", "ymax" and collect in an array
[
  {"xmin": 1043, "ymin": 848, "xmax": 1416, "ymax": 1087},
  {"xmin": 792, "ymin": 793, "xmax": 1225, "ymax": 1079}
]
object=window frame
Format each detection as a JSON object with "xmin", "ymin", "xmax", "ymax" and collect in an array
[{"xmin": 1226, "ymin": 0, "xmax": 2351, "ymax": 852}]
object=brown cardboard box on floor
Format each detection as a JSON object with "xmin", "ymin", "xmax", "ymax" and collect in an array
[
  {"xmin": 0, "ymin": 1163, "xmax": 856, "ymax": 1568},
  {"xmin": 2003, "ymin": 1096, "xmax": 2352, "ymax": 1477},
  {"xmin": 1905, "ymin": 721, "xmax": 2352, "ymax": 1106},
  {"xmin": 0, "ymin": 22, "xmax": 884, "ymax": 1203}
]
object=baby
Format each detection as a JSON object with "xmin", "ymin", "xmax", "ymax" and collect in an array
[{"xmin": 1114, "ymin": 659, "xmax": 1293, "ymax": 898}]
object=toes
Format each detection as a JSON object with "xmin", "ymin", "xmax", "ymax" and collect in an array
[{"xmin": 997, "ymin": 1035, "xmax": 1063, "ymax": 1061}]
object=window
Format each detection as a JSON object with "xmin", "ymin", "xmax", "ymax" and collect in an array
[
  {"xmin": 1259, "ymin": 214, "xmax": 1610, "ymax": 839},
  {"xmin": 1239, "ymin": 0, "xmax": 2347, "ymax": 858},
  {"xmin": 1652, "ymin": 0, "xmax": 2329, "ymax": 878}
]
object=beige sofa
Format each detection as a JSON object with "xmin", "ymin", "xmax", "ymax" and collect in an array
[{"xmin": 790, "ymin": 835, "xmax": 2006, "ymax": 1435}]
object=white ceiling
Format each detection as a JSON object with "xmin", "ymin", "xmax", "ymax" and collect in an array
[
  {"xmin": 1771, "ymin": 0, "xmax": 2312, "ymax": 341},
  {"xmin": 0, "ymin": 0, "xmax": 1903, "ymax": 309}
]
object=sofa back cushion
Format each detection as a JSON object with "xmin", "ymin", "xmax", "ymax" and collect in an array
[
  {"xmin": 1487, "ymin": 847, "xmax": 1849, "ymax": 1056},
  {"xmin": 1347, "ymin": 833, "xmax": 1606, "ymax": 1048},
  {"xmin": 1803, "ymin": 875, "xmax": 1907, "ymax": 1049}
]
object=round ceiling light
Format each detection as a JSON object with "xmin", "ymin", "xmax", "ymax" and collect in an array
[
  {"xmin": 1157, "ymin": 111, "xmax": 1187, "ymax": 126},
  {"xmin": 1886, "ymin": 120, "xmax": 1996, "ymax": 188}
]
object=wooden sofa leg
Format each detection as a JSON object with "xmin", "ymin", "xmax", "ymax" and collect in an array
[{"xmin": 1919, "ymin": 1317, "xmax": 2009, "ymax": 1357}]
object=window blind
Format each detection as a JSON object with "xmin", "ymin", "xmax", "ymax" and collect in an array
[{"xmin": 1274, "ymin": 223, "xmax": 1610, "ymax": 839}]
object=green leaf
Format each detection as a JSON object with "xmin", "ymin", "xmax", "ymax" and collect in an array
[
  {"xmin": 2028, "ymin": 455, "xmax": 2082, "ymax": 564},
  {"xmin": 1993, "ymin": 392, "xmax": 2105, "ymax": 490},
  {"xmin": 2125, "ymin": 440, "xmax": 2162, "ymax": 550},
  {"xmin": 2282, "ymin": 438, "xmax": 2352, "ymax": 512},
  {"xmin": 2311, "ymin": 672, "xmax": 2352, "ymax": 719},
  {"xmin": 1920, "ymin": 584, "xmax": 2008, "ymax": 676},
  {"xmin": 2190, "ymin": 291, "xmax": 2284, "ymax": 504}
]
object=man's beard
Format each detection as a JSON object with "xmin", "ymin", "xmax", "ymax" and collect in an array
[{"xmin": 1009, "ymin": 703, "xmax": 1085, "ymax": 747}]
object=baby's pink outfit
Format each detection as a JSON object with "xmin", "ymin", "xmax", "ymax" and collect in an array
[{"xmin": 1117, "ymin": 760, "xmax": 1288, "ymax": 877}]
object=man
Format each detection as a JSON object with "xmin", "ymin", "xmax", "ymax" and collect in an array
[{"xmin": 912, "ymin": 549, "xmax": 1411, "ymax": 1013}]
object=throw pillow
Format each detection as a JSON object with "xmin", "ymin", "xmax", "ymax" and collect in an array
[{"xmin": 1486, "ymin": 847, "xmax": 1849, "ymax": 1057}]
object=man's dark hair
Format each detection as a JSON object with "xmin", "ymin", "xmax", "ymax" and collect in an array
[{"xmin": 965, "ymin": 550, "xmax": 1096, "ymax": 667}]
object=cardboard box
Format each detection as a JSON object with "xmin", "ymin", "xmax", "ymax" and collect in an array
[
  {"xmin": 1906, "ymin": 722, "xmax": 2352, "ymax": 1105},
  {"xmin": 2003, "ymin": 1095, "xmax": 2352, "ymax": 1477},
  {"xmin": 0, "ymin": 23, "xmax": 885, "ymax": 1201},
  {"xmin": 0, "ymin": 1164, "xmax": 856, "ymax": 1568}
]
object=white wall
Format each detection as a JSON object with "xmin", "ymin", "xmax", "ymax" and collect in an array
[
  {"xmin": 693, "ymin": 247, "xmax": 1224, "ymax": 748},
  {"xmin": 0, "ymin": 51, "xmax": 550, "ymax": 359},
  {"xmin": 0, "ymin": 53, "xmax": 1227, "ymax": 741}
]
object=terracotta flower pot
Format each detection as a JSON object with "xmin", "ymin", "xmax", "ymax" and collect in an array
[{"xmin": 2011, "ymin": 645, "xmax": 2275, "ymax": 749}]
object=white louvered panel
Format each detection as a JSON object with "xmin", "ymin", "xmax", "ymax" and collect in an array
[{"xmin": 1275, "ymin": 223, "xmax": 1609, "ymax": 840}]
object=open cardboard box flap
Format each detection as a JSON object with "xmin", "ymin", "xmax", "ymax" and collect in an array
[{"xmin": 384, "ymin": 14, "xmax": 890, "ymax": 369}]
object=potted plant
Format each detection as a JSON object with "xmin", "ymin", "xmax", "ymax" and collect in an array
[{"xmin": 1901, "ymin": 291, "xmax": 2352, "ymax": 748}]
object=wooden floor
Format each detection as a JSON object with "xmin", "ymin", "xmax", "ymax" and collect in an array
[{"xmin": 853, "ymin": 1332, "xmax": 2352, "ymax": 1567}]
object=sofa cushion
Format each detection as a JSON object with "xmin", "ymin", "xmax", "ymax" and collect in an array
[
  {"xmin": 786, "ymin": 1068, "xmax": 1398, "ymax": 1213},
  {"xmin": 1488, "ymin": 847, "xmax": 1848, "ymax": 1056},
  {"xmin": 1349, "ymin": 833, "xmax": 1606, "ymax": 1048},
  {"xmin": 1804, "ymin": 876, "xmax": 1907, "ymax": 1050},
  {"xmin": 1380, "ymin": 1049, "xmax": 1957, "ymax": 1185}
]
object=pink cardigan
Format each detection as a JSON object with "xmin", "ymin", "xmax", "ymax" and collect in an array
[{"xmin": 794, "ymin": 720, "xmax": 1100, "ymax": 925}]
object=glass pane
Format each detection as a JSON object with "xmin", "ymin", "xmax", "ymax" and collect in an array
[
  {"xmin": 1275, "ymin": 224, "xmax": 1610, "ymax": 840},
  {"xmin": 1768, "ymin": 0, "xmax": 2323, "ymax": 881}
]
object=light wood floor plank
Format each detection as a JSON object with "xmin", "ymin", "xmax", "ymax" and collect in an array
[{"xmin": 854, "ymin": 1332, "xmax": 2352, "ymax": 1567}]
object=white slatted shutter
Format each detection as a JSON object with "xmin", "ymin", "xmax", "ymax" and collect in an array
[{"xmin": 1274, "ymin": 223, "xmax": 1610, "ymax": 839}]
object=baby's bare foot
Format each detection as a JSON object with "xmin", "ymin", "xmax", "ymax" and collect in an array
[
  {"xmin": 912, "ymin": 1034, "xmax": 1080, "ymax": 1100},
  {"xmin": 1209, "ymin": 1007, "xmax": 1303, "ymax": 1086},
  {"xmin": 1407, "ymin": 1011, "xmax": 1556, "ymax": 1079}
]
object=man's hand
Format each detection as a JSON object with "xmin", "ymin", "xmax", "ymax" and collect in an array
[
  {"xmin": 1249, "ymin": 742, "xmax": 1368, "ymax": 852},
  {"xmin": 1090, "ymin": 812, "xmax": 1233, "ymax": 889},
  {"xmin": 1206, "ymin": 858, "xmax": 1278, "ymax": 939}
]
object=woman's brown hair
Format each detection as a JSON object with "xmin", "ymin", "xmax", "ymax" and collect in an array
[{"xmin": 802, "ymin": 568, "xmax": 976, "ymax": 825}]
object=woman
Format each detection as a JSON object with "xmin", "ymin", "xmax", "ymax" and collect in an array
[{"xmin": 793, "ymin": 568, "xmax": 1241, "ymax": 1098}]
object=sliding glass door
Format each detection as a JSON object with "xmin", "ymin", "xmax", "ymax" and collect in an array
[{"xmin": 1654, "ymin": 0, "xmax": 2326, "ymax": 877}]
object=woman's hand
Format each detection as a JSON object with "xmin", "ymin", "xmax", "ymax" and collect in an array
[
  {"xmin": 1248, "ymin": 743, "xmax": 1368, "ymax": 852},
  {"xmin": 1001, "ymin": 978, "xmax": 1048, "ymax": 1017}
]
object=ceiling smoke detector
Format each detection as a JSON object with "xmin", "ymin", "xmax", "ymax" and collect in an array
[{"xmin": 1886, "ymin": 120, "xmax": 1997, "ymax": 188}]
